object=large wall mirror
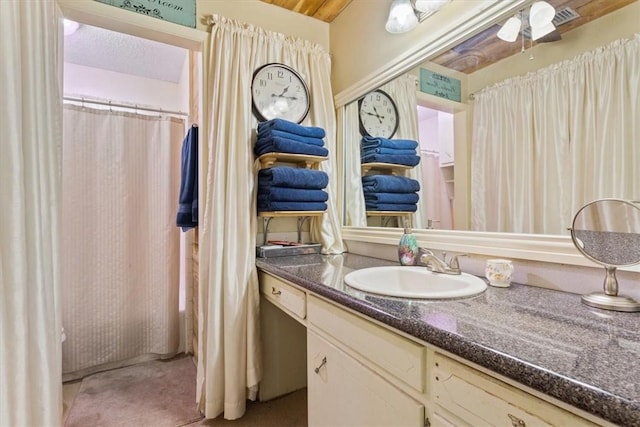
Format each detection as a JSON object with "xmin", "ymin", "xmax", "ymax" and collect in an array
[{"xmin": 339, "ymin": 0, "xmax": 639, "ymax": 263}]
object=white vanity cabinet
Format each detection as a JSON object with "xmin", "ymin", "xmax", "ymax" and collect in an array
[
  {"xmin": 257, "ymin": 270, "xmax": 609, "ymax": 427},
  {"xmin": 307, "ymin": 330, "xmax": 424, "ymax": 427}
]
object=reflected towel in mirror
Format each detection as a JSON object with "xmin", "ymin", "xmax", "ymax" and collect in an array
[
  {"xmin": 361, "ymin": 175, "xmax": 420, "ymax": 193},
  {"xmin": 361, "ymin": 153, "xmax": 420, "ymax": 167},
  {"xmin": 361, "ymin": 136, "xmax": 418, "ymax": 150},
  {"xmin": 365, "ymin": 202, "xmax": 417, "ymax": 212},
  {"xmin": 363, "ymin": 192, "xmax": 419, "ymax": 204}
]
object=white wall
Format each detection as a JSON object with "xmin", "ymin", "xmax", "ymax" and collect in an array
[{"xmin": 64, "ymin": 60, "xmax": 189, "ymax": 113}]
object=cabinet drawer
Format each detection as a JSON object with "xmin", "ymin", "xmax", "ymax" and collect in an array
[
  {"xmin": 308, "ymin": 295, "xmax": 426, "ymax": 393},
  {"xmin": 259, "ymin": 272, "xmax": 306, "ymax": 320},
  {"xmin": 432, "ymin": 352, "xmax": 598, "ymax": 427}
]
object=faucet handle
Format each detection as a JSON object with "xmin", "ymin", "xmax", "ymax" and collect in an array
[{"xmin": 449, "ymin": 253, "xmax": 468, "ymax": 270}]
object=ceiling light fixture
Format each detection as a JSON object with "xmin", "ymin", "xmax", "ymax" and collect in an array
[
  {"xmin": 386, "ymin": 0, "xmax": 418, "ymax": 34},
  {"xmin": 63, "ymin": 19, "xmax": 80, "ymax": 36},
  {"xmin": 385, "ymin": 0, "xmax": 449, "ymax": 34},
  {"xmin": 496, "ymin": 1, "xmax": 557, "ymax": 43}
]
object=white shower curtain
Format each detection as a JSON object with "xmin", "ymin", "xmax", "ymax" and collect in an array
[
  {"xmin": 472, "ymin": 34, "xmax": 640, "ymax": 234},
  {"xmin": 0, "ymin": 1, "xmax": 63, "ymax": 425},
  {"xmin": 420, "ymin": 152, "xmax": 453, "ymax": 229},
  {"xmin": 344, "ymin": 74, "xmax": 425, "ymax": 229},
  {"xmin": 61, "ymin": 105, "xmax": 184, "ymax": 379},
  {"xmin": 198, "ymin": 15, "xmax": 343, "ymax": 421}
]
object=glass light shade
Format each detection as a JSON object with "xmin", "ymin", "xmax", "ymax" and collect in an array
[
  {"xmin": 63, "ymin": 19, "xmax": 79, "ymax": 36},
  {"xmin": 414, "ymin": 0, "xmax": 448, "ymax": 13},
  {"xmin": 531, "ymin": 21, "xmax": 556, "ymax": 40},
  {"xmin": 497, "ymin": 16, "xmax": 521, "ymax": 42},
  {"xmin": 529, "ymin": 1, "xmax": 555, "ymax": 28},
  {"xmin": 385, "ymin": 0, "xmax": 418, "ymax": 34}
]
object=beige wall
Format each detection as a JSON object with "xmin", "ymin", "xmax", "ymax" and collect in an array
[
  {"xmin": 195, "ymin": 0, "xmax": 329, "ymax": 49},
  {"xmin": 329, "ymin": 0, "xmax": 516, "ymax": 96}
]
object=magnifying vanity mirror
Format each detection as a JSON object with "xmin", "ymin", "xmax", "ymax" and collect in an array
[{"xmin": 570, "ymin": 199, "xmax": 640, "ymax": 312}]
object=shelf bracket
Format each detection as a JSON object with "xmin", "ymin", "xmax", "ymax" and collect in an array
[
  {"xmin": 262, "ymin": 216, "xmax": 274, "ymax": 246},
  {"xmin": 297, "ymin": 216, "xmax": 312, "ymax": 243}
]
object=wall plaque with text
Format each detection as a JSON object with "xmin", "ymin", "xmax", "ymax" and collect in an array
[
  {"xmin": 94, "ymin": 0, "xmax": 196, "ymax": 28},
  {"xmin": 419, "ymin": 68, "xmax": 461, "ymax": 102}
]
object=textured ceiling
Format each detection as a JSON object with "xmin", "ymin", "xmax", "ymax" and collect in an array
[{"xmin": 64, "ymin": 23, "xmax": 188, "ymax": 83}]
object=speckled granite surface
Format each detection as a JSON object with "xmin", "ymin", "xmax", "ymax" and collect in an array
[{"xmin": 256, "ymin": 253, "xmax": 640, "ymax": 426}]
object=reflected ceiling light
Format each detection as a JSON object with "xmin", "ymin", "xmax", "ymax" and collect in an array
[
  {"xmin": 414, "ymin": 0, "xmax": 448, "ymax": 13},
  {"xmin": 531, "ymin": 21, "xmax": 556, "ymax": 40},
  {"xmin": 63, "ymin": 19, "xmax": 79, "ymax": 36},
  {"xmin": 496, "ymin": 16, "xmax": 521, "ymax": 42},
  {"xmin": 529, "ymin": 1, "xmax": 555, "ymax": 28},
  {"xmin": 386, "ymin": 0, "xmax": 418, "ymax": 34}
]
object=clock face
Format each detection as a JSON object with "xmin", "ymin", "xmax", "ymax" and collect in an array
[
  {"xmin": 251, "ymin": 63, "xmax": 310, "ymax": 124},
  {"xmin": 358, "ymin": 89, "xmax": 399, "ymax": 139}
]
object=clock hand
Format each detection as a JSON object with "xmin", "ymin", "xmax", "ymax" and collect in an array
[
  {"xmin": 372, "ymin": 106, "xmax": 384, "ymax": 124},
  {"xmin": 271, "ymin": 86, "xmax": 290, "ymax": 98}
]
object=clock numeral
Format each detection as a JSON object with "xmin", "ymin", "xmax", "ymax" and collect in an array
[
  {"xmin": 260, "ymin": 79, "xmax": 267, "ymax": 87},
  {"xmin": 277, "ymin": 70, "xmax": 284, "ymax": 78}
]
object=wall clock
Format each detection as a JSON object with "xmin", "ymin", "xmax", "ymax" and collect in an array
[
  {"xmin": 251, "ymin": 63, "xmax": 310, "ymax": 124},
  {"xmin": 358, "ymin": 89, "xmax": 399, "ymax": 139}
]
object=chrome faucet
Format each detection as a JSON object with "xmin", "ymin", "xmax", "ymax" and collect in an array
[{"xmin": 418, "ymin": 249, "xmax": 467, "ymax": 275}]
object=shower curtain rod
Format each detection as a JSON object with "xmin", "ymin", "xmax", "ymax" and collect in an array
[{"xmin": 63, "ymin": 96, "xmax": 189, "ymax": 117}]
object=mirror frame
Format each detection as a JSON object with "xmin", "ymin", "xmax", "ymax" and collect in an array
[{"xmin": 334, "ymin": 0, "xmax": 639, "ymax": 271}]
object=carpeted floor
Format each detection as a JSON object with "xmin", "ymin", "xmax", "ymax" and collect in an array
[
  {"xmin": 64, "ymin": 355, "xmax": 308, "ymax": 427},
  {"xmin": 65, "ymin": 355, "xmax": 202, "ymax": 427}
]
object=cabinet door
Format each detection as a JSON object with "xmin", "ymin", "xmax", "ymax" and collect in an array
[{"xmin": 307, "ymin": 330, "xmax": 424, "ymax": 427}]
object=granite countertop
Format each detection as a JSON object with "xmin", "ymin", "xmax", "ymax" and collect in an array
[{"xmin": 256, "ymin": 253, "xmax": 640, "ymax": 426}]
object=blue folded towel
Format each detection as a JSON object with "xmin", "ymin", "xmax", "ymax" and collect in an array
[
  {"xmin": 361, "ymin": 136, "xmax": 418, "ymax": 150},
  {"xmin": 258, "ymin": 201, "xmax": 327, "ymax": 212},
  {"xmin": 363, "ymin": 192, "xmax": 419, "ymax": 204},
  {"xmin": 361, "ymin": 147, "xmax": 417, "ymax": 156},
  {"xmin": 365, "ymin": 202, "xmax": 417, "ymax": 212},
  {"xmin": 255, "ymin": 136, "xmax": 329, "ymax": 157},
  {"xmin": 258, "ymin": 129, "xmax": 325, "ymax": 147},
  {"xmin": 258, "ymin": 167, "xmax": 329, "ymax": 190},
  {"xmin": 257, "ymin": 118, "xmax": 326, "ymax": 138},
  {"xmin": 257, "ymin": 187, "xmax": 328, "ymax": 202},
  {"xmin": 361, "ymin": 153, "xmax": 421, "ymax": 167},
  {"xmin": 176, "ymin": 125, "xmax": 198, "ymax": 231},
  {"xmin": 361, "ymin": 175, "xmax": 420, "ymax": 193}
]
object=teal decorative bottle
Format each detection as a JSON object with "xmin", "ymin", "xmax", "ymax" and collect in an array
[{"xmin": 398, "ymin": 227, "xmax": 419, "ymax": 266}]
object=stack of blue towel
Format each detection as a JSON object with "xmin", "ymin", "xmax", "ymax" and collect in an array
[
  {"xmin": 362, "ymin": 175, "xmax": 420, "ymax": 212},
  {"xmin": 255, "ymin": 118, "xmax": 329, "ymax": 157},
  {"xmin": 257, "ymin": 166, "xmax": 329, "ymax": 212},
  {"xmin": 360, "ymin": 136, "xmax": 420, "ymax": 167}
]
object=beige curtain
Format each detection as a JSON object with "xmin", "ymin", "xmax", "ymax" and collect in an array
[
  {"xmin": 61, "ymin": 105, "xmax": 184, "ymax": 380},
  {"xmin": 0, "ymin": 1, "xmax": 63, "ymax": 425},
  {"xmin": 344, "ymin": 74, "xmax": 425, "ymax": 229},
  {"xmin": 198, "ymin": 15, "xmax": 343, "ymax": 420},
  {"xmin": 472, "ymin": 34, "xmax": 640, "ymax": 234}
]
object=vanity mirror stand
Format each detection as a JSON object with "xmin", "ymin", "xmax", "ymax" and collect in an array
[{"xmin": 569, "ymin": 198, "xmax": 640, "ymax": 312}]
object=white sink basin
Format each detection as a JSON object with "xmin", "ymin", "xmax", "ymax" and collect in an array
[{"xmin": 344, "ymin": 266, "xmax": 487, "ymax": 299}]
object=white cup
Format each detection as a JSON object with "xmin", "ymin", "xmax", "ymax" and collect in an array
[{"xmin": 485, "ymin": 259, "xmax": 514, "ymax": 287}]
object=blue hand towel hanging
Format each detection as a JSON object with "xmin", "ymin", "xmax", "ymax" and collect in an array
[{"xmin": 176, "ymin": 125, "xmax": 198, "ymax": 231}]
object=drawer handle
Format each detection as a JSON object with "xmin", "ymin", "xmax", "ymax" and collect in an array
[
  {"xmin": 314, "ymin": 356, "xmax": 327, "ymax": 374},
  {"xmin": 271, "ymin": 287, "xmax": 282, "ymax": 296},
  {"xmin": 507, "ymin": 414, "xmax": 526, "ymax": 427}
]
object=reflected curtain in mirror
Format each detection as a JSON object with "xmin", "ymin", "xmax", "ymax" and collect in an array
[
  {"xmin": 344, "ymin": 74, "xmax": 426, "ymax": 228},
  {"xmin": 471, "ymin": 34, "xmax": 640, "ymax": 235}
]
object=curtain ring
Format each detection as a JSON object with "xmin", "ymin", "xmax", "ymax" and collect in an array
[
  {"xmin": 81, "ymin": 97, "xmax": 85, "ymax": 110},
  {"xmin": 109, "ymin": 100, "xmax": 113, "ymax": 112}
]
